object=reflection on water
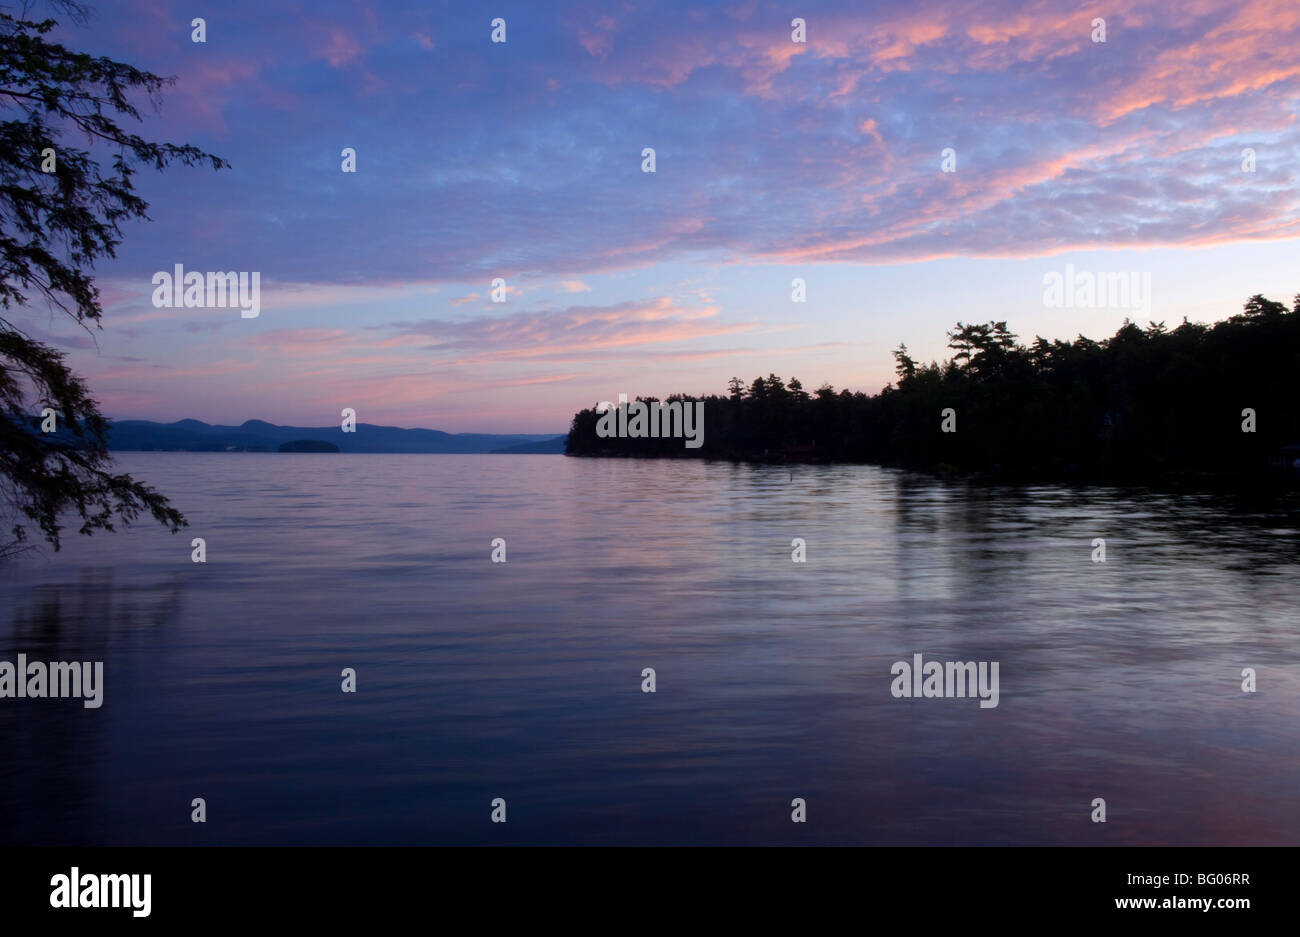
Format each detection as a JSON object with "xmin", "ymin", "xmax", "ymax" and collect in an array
[{"xmin": 1, "ymin": 454, "xmax": 1297, "ymax": 845}]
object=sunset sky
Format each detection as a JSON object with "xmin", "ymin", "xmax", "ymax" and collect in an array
[{"xmin": 20, "ymin": 0, "xmax": 1300, "ymax": 433}]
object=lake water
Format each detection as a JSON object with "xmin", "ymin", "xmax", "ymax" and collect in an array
[{"xmin": 1, "ymin": 453, "xmax": 1298, "ymax": 845}]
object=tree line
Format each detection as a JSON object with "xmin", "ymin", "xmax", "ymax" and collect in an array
[{"xmin": 565, "ymin": 294, "xmax": 1300, "ymax": 482}]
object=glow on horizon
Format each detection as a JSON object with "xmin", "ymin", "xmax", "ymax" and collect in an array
[{"xmin": 17, "ymin": 0, "xmax": 1300, "ymax": 433}]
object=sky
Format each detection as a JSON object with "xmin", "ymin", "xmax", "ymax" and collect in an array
[{"xmin": 15, "ymin": 0, "xmax": 1300, "ymax": 433}]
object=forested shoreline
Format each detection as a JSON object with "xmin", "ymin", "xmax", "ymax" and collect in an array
[{"xmin": 565, "ymin": 294, "xmax": 1300, "ymax": 482}]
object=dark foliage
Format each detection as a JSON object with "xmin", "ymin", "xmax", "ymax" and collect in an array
[
  {"xmin": 0, "ymin": 7, "xmax": 227, "ymax": 554},
  {"xmin": 566, "ymin": 296, "xmax": 1300, "ymax": 482}
]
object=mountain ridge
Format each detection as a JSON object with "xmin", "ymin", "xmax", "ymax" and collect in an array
[{"xmin": 106, "ymin": 419, "xmax": 565, "ymax": 454}]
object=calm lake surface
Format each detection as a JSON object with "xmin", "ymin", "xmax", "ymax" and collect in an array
[{"xmin": 1, "ymin": 453, "xmax": 1298, "ymax": 845}]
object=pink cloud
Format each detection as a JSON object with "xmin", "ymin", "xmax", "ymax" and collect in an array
[
  {"xmin": 239, "ymin": 328, "xmax": 355, "ymax": 357},
  {"xmin": 316, "ymin": 27, "xmax": 361, "ymax": 67},
  {"xmin": 382, "ymin": 296, "xmax": 761, "ymax": 368}
]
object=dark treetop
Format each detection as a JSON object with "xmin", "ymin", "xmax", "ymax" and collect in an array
[
  {"xmin": 0, "ymin": 5, "xmax": 226, "ymax": 555},
  {"xmin": 566, "ymin": 294, "xmax": 1300, "ymax": 483}
]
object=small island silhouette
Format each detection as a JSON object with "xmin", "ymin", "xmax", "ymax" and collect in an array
[{"xmin": 278, "ymin": 440, "xmax": 340, "ymax": 453}]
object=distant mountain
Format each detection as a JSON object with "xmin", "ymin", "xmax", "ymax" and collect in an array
[
  {"xmin": 106, "ymin": 419, "xmax": 563, "ymax": 454},
  {"xmin": 489, "ymin": 436, "xmax": 566, "ymax": 454}
]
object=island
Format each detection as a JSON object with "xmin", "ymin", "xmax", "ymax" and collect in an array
[{"xmin": 277, "ymin": 440, "xmax": 340, "ymax": 453}]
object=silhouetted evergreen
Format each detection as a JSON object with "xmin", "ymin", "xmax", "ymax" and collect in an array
[
  {"xmin": 565, "ymin": 294, "xmax": 1300, "ymax": 482},
  {"xmin": 0, "ymin": 5, "xmax": 227, "ymax": 556}
]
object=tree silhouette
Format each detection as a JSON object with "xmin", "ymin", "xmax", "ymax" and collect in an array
[
  {"xmin": 567, "ymin": 296, "xmax": 1300, "ymax": 483},
  {"xmin": 0, "ymin": 5, "xmax": 228, "ymax": 555}
]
